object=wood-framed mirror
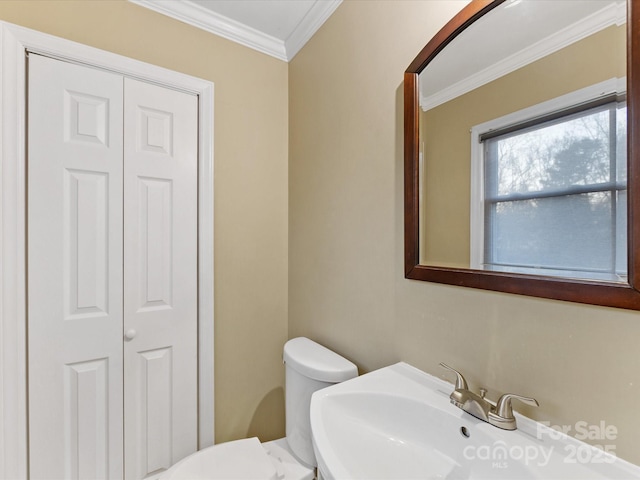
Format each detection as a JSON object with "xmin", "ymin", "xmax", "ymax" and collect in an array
[{"xmin": 404, "ymin": 0, "xmax": 640, "ymax": 309}]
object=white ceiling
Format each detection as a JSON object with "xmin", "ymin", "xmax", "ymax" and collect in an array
[
  {"xmin": 420, "ymin": 0, "xmax": 626, "ymax": 111},
  {"xmin": 129, "ymin": 0, "xmax": 342, "ymax": 62}
]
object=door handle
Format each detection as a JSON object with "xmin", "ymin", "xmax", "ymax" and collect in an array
[{"xmin": 124, "ymin": 329, "xmax": 137, "ymax": 341}]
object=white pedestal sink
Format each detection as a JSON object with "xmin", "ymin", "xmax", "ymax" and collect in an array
[{"xmin": 310, "ymin": 362, "xmax": 640, "ymax": 480}]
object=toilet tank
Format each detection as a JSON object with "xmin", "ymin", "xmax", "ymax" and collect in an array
[{"xmin": 283, "ymin": 337, "xmax": 358, "ymax": 467}]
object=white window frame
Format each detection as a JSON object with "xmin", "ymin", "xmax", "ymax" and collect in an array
[
  {"xmin": 0, "ymin": 21, "xmax": 215, "ymax": 479},
  {"xmin": 470, "ymin": 77, "xmax": 627, "ymax": 273}
]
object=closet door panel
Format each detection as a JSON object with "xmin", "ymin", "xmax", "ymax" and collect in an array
[
  {"xmin": 123, "ymin": 78, "xmax": 198, "ymax": 480},
  {"xmin": 28, "ymin": 54, "xmax": 124, "ymax": 480}
]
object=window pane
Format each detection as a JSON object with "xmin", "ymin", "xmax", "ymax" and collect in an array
[
  {"xmin": 486, "ymin": 106, "xmax": 623, "ymax": 198},
  {"xmin": 486, "ymin": 192, "xmax": 625, "ymax": 277}
]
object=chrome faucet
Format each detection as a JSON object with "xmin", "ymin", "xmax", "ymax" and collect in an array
[{"xmin": 439, "ymin": 363, "xmax": 539, "ymax": 431}]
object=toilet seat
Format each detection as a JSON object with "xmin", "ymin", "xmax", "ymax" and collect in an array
[
  {"xmin": 163, "ymin": 437, "xmax": 278, "ymax": 480},
  {"xmin": 162, "ymin": 437, "xmax": 314, "ymax": 480}
]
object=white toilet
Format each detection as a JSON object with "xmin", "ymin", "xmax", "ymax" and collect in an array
[{"xmin": 163, "ymin": 337, "xmax": 358, "ymax": 479}]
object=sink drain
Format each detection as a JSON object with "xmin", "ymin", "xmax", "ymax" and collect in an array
[{"xmin": 460, "ymin": 426, "xmax": 470, "ymax": 438}]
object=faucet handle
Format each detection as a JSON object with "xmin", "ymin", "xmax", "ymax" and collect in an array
[
  {"xmin": 439, "ymin": 363, "xmax": 468, "ymax": 390},
  {"xmin": 494, "ymin": 393, "xmax": 539, "ymax": 419}
]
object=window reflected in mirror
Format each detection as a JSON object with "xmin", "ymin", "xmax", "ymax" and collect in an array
[{"xmin": 476, "ymin": 85, "xmax": 626, "ymax": 281}]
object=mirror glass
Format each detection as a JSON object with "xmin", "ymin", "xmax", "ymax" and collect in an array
[{"xmin": 418, "ymin": 0, "xmax": 626, "ymax": 282}]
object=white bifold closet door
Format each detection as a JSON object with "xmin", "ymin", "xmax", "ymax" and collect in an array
[
  {"xmin": 122, "ymin": 71, "xmax": 198, "ymax": 480},
  {"xmin": 28, "ymin": 54, "xmax": 198, "ymax": 480}
]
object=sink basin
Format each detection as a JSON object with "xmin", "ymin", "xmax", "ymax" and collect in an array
[{"xmin": 310, "ymin": 362, "xmax": 640, "ymax": 480}]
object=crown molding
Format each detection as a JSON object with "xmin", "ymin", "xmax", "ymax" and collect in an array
[
  {"xmin": 285, "ymin": 0, "xmax": 342, "ymax": 60},
  {"xmin": 129, "ymin": 0, "xmax": 286, "ymax": 60},
  {"xmin": 128, "ymin": 0, "xmax": 342, "ymax": 62},
  {"xmin": 421, "ymin": 1, "xmax": 626, "ymax": 111}
]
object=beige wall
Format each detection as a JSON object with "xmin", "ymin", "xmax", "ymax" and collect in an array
[
  {"xmin": 290, "ymin": 0, "xmax": 640, "ymax": 466},
  {"xmin": 0, "ymin": 0, "xmax": 288, "ymax": 443},
  {"xmin": 6, "ymin": 0, "xmax": 640, "ymax": 469},
  {"xmin": 421, "ymin": 25, "xmax": 626, "ymax": 266}
]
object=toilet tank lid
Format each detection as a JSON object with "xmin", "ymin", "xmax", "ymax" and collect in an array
[{"xmin": 283, "ymin": 337, "xmax": 358, "ymax": 383}]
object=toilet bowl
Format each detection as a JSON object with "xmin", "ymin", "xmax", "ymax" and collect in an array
[{"xmin": 162, "ymin": 337, "xmax": 358, "ymax": 479}]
